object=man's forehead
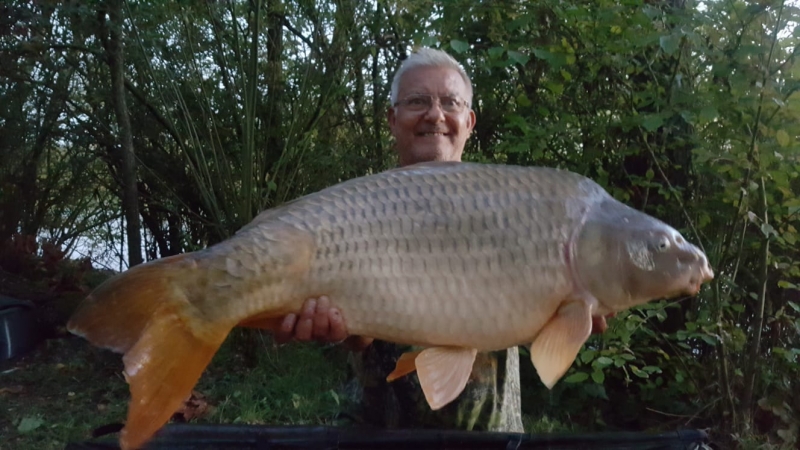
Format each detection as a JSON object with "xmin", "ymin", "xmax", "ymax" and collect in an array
[{"xmin": 397, "ymin": 66, "xmax": 469, "ymax": 97}]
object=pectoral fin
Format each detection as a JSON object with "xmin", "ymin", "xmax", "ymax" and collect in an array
[
  {"xmin": 386, "ymin": 350, "xmax": 423, "ymax": 382},
  {"xmin": 415, "ymin": 347, "xmax": 478, "ymax": 410},
  {"xmin": 530, "ymin": 300, "xmax": 593, "ymax": 389}
]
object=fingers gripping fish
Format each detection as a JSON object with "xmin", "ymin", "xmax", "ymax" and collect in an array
[{"xmin": 67, "ymin": 162, "xmax": 714, "ymax": 449}]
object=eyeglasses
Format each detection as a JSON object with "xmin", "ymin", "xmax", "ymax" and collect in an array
[{"xmin": 394, "ymin": 94, "xmax": 469, "ymax": 113}]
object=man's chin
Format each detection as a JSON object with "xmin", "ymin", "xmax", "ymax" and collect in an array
[{"xmin": 400, "ymin": 146, "xmax": 453, "ymax": 165}]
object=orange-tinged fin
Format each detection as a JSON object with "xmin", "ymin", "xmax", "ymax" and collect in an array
[
  {"xmin": 67, "ymin": 254, "xmax": 195, "ymax": 353},
  {"xmin": 415, "ymin": 347, "xmax": 478, "ymax": 410},
  {"xmin": 66, "ymin": 253, "xmax": 233, "ymax": 450},
  {"xmin": 386, "ymin": 350, "xmax": 423, "ymax": 382},
  {"xmin": 529, "ymin": 300, "xmax": 593, "ymax": 389},
  {"xmin": 120, "ymin": 304, "xmax": 230, "ymax": 450}
]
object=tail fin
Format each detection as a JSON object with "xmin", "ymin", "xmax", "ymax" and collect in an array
[{"xmin": 67, "ymin": 254, "xmax": 233, "ymax": 450}]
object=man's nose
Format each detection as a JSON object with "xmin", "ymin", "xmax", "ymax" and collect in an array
[{"xmin": 423, "ymin": 101, "xmax": 446, "ymax": 121}]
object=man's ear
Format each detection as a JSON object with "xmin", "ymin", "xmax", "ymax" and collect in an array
[
  {"xmin": 387, "ymin": 106, "xmax": 396, "ymax": 128},
  {"xmin": 467, "ymin": 109, "xmax": 476, "ymax": 132}
]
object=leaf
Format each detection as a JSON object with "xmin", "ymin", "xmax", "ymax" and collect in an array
[
  {"xmin": 421, "ymin": 35, "xmax": 439, "ymax": 47},
  {"xmin": 173, "ymin": 390, "xmax": 210, "ymax": 422},
  {"xmin": 329, "ymin": 389, "xmax": 340, "ymax": 406},
  {"xmin": 659, "ymin": 34, "xmax": 681, "ymax": 55},
  {"xmin": 700, "ymin": 334, "xmax": 717, "ymax": 345},
  {"xmin": 642, "ymin": 114, "xmax": 663, "ymax": 132},
  {"xmin": 18, "ymin": 416, "xmax": 44, "ymax": 433},
  {"xmin": 450, "ymin": 39, "xmax": 469, "ymax": 54},
  {"xmin": 532, "ymin": 48, "xmax": 557, "ymax": 66},
  {"xmin": 643, "ymin": 5, "xmax": 662, "ymax": 19},
  {"xmin": 760, "ymin": 222, "xmax": 776, "ymax": 238},
  {"xmin": 583, "ymin": 383, "xmax": 609, "ymax": 400},
  {"xmin": 564, "ymin": 372, "xmax": 589, "ymax": 383},
  {"xmin": 777, "ymin": 428, "xmax": 796, "ymax": 442},
  {"xmin": 591, "ymin": 370, "xmax": 605, "ymax": 384},
  {"xmin": 291, "ymin": 393, "xmax": 302, "ymax": 409},
  {"xmin": 508, "ymin": 50, "xmax": 529, "ymax": 66},
  {"xmin": 544, "ymin": 81, "xmax": 564, "ymax": 96},
  {"xmin": 488, "ymin": 46, "xmax": 504, "ymax": 59},
  {"xmin": 594, "ymin": 356, "xmax": 614, "ymax": 368},
  {"xmin": 698, "ymin": 106, "xmax": 718, "ymax": 122},
  {"xmin": 516, "ymin": 93, "xmax": 532, "ymax": 107},
  {"xmin": 581, "ymin": 349, "xmax": 597, "ymax": 364},
  {"xmin": 631, "ymin": 365, "xmax": 649, "ymax": 378},
  {"xmin": 776, "ymin": 129, "xmax": 790, "ymax": 147},
  {"xmin": 643, "ymin": 365, "xmax": 662, "ymax": 374}
]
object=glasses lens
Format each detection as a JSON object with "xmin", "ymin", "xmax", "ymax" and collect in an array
[
  {"xmin": 440, "ymin": 97, "xmax": 461, "ymax": 112},
  {"xmin": 398, "ymin": 95, "xmax": 464, "ymax": 113}
]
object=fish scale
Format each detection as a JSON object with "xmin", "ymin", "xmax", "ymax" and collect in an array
[
  {"xmin": 67, "ymin": 161, "xmax": 714, "ymax": 450},
  {"xmin": 205, "ymin": 163, "xmax": 599, "ymax": 350}
]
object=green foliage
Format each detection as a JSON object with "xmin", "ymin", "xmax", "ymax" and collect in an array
[
  {"xmin": 16, "ymin": 415, "xmax": 44, "ymax": 434},
  {"xmin": 2, "ymin": 0, "xmax": 800, "ymax": 446},
  {"xmin": 0, "ymin": 329, "xmax": 349, "ymax": 450},
  {"xmin": 197, "ymin": 335, "xmax": 351, "ymax": 426}
]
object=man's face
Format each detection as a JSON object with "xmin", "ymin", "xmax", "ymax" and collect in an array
[{"xmin": 388, "ymin": 66, "xmax": 476, "ymax": 166}]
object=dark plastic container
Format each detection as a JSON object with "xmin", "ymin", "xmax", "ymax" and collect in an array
[
  {"xmin": 64, "ymin": 424, "xmax": 710, "ymax": 449},
  {"xmin": 0, "ymin": 294, "xmax": 43, "ymax": 360}
]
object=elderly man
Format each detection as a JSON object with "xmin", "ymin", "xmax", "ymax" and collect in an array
[{"xmin": 275, "ymin": 47, "xmax": 525, "ymax": 432}]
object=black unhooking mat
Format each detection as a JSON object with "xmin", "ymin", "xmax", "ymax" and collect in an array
[{"xmin": 64, "ymin": 425, "xmax": 709, "ymax": 449}]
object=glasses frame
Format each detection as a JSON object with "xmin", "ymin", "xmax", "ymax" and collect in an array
[{"xmin": 393, "ymin": 94, "xmax": 470, "ymax": 114}]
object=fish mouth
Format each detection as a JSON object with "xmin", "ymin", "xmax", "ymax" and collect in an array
[
  {"xmin": 683, "ymin": 248, "xmax": 714, "ymax": 296},
  {"xmin": 684, "ymin": 263, "xmax": 715, "ymax": 296}
]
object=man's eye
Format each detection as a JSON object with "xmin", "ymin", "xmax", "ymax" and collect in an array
[
  {"xmin": 441, "ymin": 97, "xmax": 459, "ymax": 107},
  {"xmin": 408, "ymin": 97, "xmax": 428, "ymax": 106}
]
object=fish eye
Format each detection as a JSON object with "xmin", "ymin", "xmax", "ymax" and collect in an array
[{"xmin": 657, "ymin": 235, "xmax": 671, "ymax": 251}]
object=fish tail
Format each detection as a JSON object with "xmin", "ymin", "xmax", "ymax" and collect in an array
[{"xmin": 67, "ymin": 254, "xmax": 233, "ymax": 450}]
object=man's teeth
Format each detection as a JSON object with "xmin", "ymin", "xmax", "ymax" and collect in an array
[{"xmin": 420, "ymin": 132, "xmax": 446, "ymax": 136}]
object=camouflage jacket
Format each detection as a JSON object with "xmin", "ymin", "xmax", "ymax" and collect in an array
[{"xmin": 346, "ymin": 340, "xmax": 523, "ymax": 432}]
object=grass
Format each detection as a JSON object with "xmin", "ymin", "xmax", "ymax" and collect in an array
[
  {"xmin": 0, "ymin": 329, "xmax": 352, "ymax": 450},
  {"xmin": 0, "ymin": 335, "xmax": 129, "ymax": 450},
  {"xmin": 1, "ymin": 325, "xmax": 582, "ymax": 450},
  {"xmin": 197, "ymin": 330, "xmax": 353, "ymax": 427}
]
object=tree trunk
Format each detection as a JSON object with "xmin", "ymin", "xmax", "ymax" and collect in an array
[
  {"xmin": 263, "ymin": 0, "xmax": 284, "ymax": 181},
  {"xmin": 101, "ymin": 0, "xmax": 142, "ymax": 267},
  {"xmin": 740, "ymin": 176, "xmax": 771, "ymax": 432}
]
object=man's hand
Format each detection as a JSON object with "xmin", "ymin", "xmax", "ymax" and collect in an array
[
  {"xmin": 590, "ymin": 313, "xmax": 615, "ymax": 334},
  {"xmin": 275, "ymin": 296, "xmax": 373, "ymax": 351}
]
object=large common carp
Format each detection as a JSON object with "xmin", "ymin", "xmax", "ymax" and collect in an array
[{"xmin": 68, "ymin": 161, "xmax": 713, "ymax": 449}]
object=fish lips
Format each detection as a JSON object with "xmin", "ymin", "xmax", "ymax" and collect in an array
[{"xmin": 669, "ymin": 259, "xmax": 714, "ymax": 298}]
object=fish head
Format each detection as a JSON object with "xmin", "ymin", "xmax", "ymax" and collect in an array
[{"xmin": 573, "ymin": 198, "xmax": 714, "ymax": 313}]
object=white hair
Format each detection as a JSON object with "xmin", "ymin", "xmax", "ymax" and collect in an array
[{"xmin": 389, "ymin": 47, "xmax": 473, "ymax": 107}]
